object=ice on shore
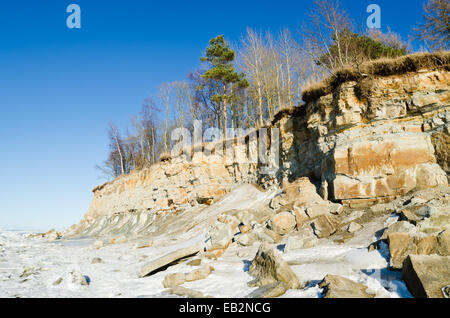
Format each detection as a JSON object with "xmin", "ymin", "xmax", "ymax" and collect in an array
[{"xmin": 0, "ymin": 229, "xmax": 411, "ymax": 298}]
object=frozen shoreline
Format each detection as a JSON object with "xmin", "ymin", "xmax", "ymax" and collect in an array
[{"xmin": 0, "ymin": 229, "xmax": 412, "ymax": 298}]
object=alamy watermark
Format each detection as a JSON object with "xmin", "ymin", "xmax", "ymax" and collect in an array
[
  {"xmin": 367, "ymin": 4, "xmax": 381, "ymax": 29},
  {"xmin": 66, "ymin": 4, "xmax": 81, "ymax": 29}
]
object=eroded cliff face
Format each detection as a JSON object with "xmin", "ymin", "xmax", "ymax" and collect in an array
[
  {"xmin": 274, "ymin": 69, "xmax": 449, "ymax": 204},
  {"xmin": 82, "ymin": 69, "xmax": 449, "ymax": 223}
]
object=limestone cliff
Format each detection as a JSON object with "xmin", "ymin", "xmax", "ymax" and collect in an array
[{"xmin": 78, "ymin": 56, "xmax": 449, "ymax": 228}]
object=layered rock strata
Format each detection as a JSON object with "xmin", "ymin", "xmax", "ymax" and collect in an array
[{"xmin": 76, "ymin": 65, "xmax": 449, "ymax": 232}]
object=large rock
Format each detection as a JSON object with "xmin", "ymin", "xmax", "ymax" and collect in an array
[
  {"xmin": 246, "ymin": 282, "xmax": 289, "ymax": 298},
  {"xmin": 319, "ymin": 275, "xmax": 374, "ymax": 298},
  {"xmin": 381, "ymin": 221, "xmax": 418, "ymax": 240},
  {"xmin": 269, "ymin": 212, "xmax": 296, "ymax": 235},
  {"xmin": 162, "ymin": 265, "xmax": 214, "ymax": 288},
  {"xmin": 311, "ymin": 215, "xmax": 336, "ymax": 238},
  {"xmin": 270, "ymin": 178, "xmax": 331, "ymax": 215},
  {"xmin": 168, "ymin": 286, "xmax": 209, "ymax": 298},
  {"xmin": 248, "ymin": 242, "xmax": 301, "ymax": 289},
  {"xmin": 206, "ymin": 222, "xmax": 234, "ymax": 251},
  {"xmin": 285, "ymin": 226, "xmax": 318, "ymax": 251},
  {"xmin": 388, "ymin": 230, "xmax": 450, "ymax": 269},
  {"xmin": 388, "ymin": 233, "xmax": 417, "ymax": 269},
  {"xmin": 402, "ymin": 254, "xmax": 450, "ymax": 298},
  {"xmin": 139, "ymin": 244, "xmax": 201, "ymax": 277}
]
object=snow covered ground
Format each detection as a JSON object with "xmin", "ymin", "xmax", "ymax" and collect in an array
[{"xmin": 0, "ymin": 225, "xmax": 412, "ymax": 298}]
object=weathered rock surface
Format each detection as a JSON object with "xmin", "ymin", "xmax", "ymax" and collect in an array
[
  {"xmin": 285, "ymin": 226, "xmax": 318, "ymax": 251},
  {"xmin": 139, "ymin": 244, "xmax": 201, "ymax": 277},
  {"xmin": 269, "ymin": 212, "xmax": 296, "ymax": 235},
  {"xmin": 248, "ymin": 242, "xmax": 301, "ymax": 289},
  {"xmin": 246, "ymin": 282, "xmax": 289, "ymax": 298},
  {"xmin": 402, "ymin": 254, "xmax": 450, "ymax": 298},
  {"xmin": 388, "ymin": 230, "xmax": 449, "ymax": 269},
  {"xmin": 168, "ymin": 286, "xmax": 210, "ymax": 298},
  {"xmin": 67, "ymin": 66, "xmax": 449, "ymax": 243},
  {"xmin": 311, "ymin": 215, "xmax": 337, "ymax": 238},
  {"xmin": 319, "ymin": 275, "xmax": 374, "ymax": 298},
  {"xmin": 70, "ymin": 271, "xmax": 89, "ymax": 286}
]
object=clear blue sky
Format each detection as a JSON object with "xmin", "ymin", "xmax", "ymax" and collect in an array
[{"xmin": 0, "ymin": 0, "xmax": 425, "ymax": 231}]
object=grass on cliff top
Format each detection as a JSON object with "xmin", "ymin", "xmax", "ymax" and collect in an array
[{"xmin": 302, "ymin": 51, "xmax": 450, "ymax": 103}]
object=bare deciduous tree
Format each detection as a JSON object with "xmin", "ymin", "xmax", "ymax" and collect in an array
[{"xmin": 414, "ymin": 0, "xmax": 450, "ymax": 51}]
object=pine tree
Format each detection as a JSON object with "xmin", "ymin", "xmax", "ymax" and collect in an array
[{"xmin": 200, "ymin": 35, "xmax": 248, "ymax": 138}]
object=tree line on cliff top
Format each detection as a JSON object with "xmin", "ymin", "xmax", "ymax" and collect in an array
[{"xmin": 97, "ymin": 0, "xmax": 450, "ymax": 179}]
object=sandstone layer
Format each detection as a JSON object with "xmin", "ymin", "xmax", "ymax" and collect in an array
[{"xmin": 70, "ymin": 66, "xmax": 449, "ymax": 237}]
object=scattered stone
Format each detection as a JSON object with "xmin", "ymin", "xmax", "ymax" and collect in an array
[
  {"xmin": 162, "ymin": 273, "xmax": 186, "ymax": 288},
  {"xmin": 168, "ymin": 286, "xmax": 208, "ymax": 298},
  {"xmin": 402, "ymin": 254, "xmax": 450, "ymax": 298},
  {"xmin": 304, "ymin": 202, "xmax": 332, "ymax": 219},
  {"xmin": 93, "ymin": 240, "xmax": 103, "ymax": 250},
  {"xmin": 185, "ymin": 265, "xmax": 214, "ymax": 282},
  {"xmin": 410, "ymin": 197, "xmax": 428, "ymax": 205},
  {"xmin": 388, "ymin": 230, "xmax": 449, "ymax": 269},
  {"xmin": 398, "ymin": 205, "xmax": 434, "ymax": 225},
  {"xmin": 46, "ymin": 230, "xmax": 61, "ymax": 242},
  {"xmin": 239, "ymin": 224, "xmax": 252, "ymax": 234},
  {"xmin": 247, "ymin": 282, "xmax": 289, "ymax": 298},
  {"xmin": 380, "ymin": 221, "xmax": 418, "ymax": 240},
  {"xmin": 284, "ymin": 227, "xmax": 318, "ymax": 251},
  {"xmin": 186, "ymin": 259, "xmax": 202, "ymax": 266},
  {"xmin": 248, "ymin": 242, "xmax": 301, "ymax": 289},
  {"xmin": 388, "ymin": 233, "xmax": 418, "ymax": 269},
  {"xmin": 207, "ymin": 222, "xmax": 234, "ymax": 250},
  {"xmin": 269, "ymin": 212, "xmax": 296, "ymax": 235},
  {"xmin": 235, "ymin": 232, "xmax": 258, "ymax": 247},
  {"xmin": 319, "ymin": 275, "xmax": 374, "ymax": 298},
  {"xmin": 330, "ymin": 203, "xmax": 344, "ymax": 215},
  {"xmin": 19, "ymin": 267, "xmax": 40, "ymax": 278},
  {"xmin": 91, "ymin": 257, "xmax": 104, "ymax": 264},
  {"xmin": 139, "ymin": 244, "xmax": 201, "ymax": 277},
  {"xmin": 346, "ymin": 222, "xmax": 363, "ymax": 233},
  {"xmin": 70, "ymin": 271, "xmax": 89, "ymax": 286},
  {"xmin": 311, "ymin": 215, "xmax": 336, "ymax": 238},
  {"xmin": 52, "ymin": 277, "xmax": 63, "ymax": 286}
]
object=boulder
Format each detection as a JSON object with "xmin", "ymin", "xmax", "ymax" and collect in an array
[
  {"xmin": 185, "ymin": 265, "xmax": 214, "ymax": 282},
  {"xmin": 139, "ymin": 244, "xmax": 201, "ymax": 277},
  {"xmin": 319, "ymin": 275, "xmax": 374, "ymax": 298},
  {"xmin": 91, "ymin": 257, "xmax": 103, "ymax": 264},
  {"xmin": 248, "ymin": 242, "xmax": 301, "ymax": 289},
  {"xmin": 269, "ymin": 212, "xmax": 296, "ymax": 235},
  {"xmin": 388, "ymin": 233, "xmax": 418, "ymax": 269},
  {"xmin": 239, "ymin": 224, "xmax": 252, "ymax": 234},
  {"xmin": 162, "ymin": 265, "xmax": 214, "ymax": 288},
  {"xmin": 247, "ymin": 282, "xmax": 289, "ymax": 298},
  {"xmin": 311, "ymin": 215, "xmax": 336, "ymax": 238},
  {"xmin": 70, "ymin": 271, "xmax": 89, "ymax": 286},
  {"xmin": 168, "ymin": 286, "xmax": 208, "ymax": 298},
  {"xmin": 346, "ymin": 222, "xmax": 363, "ymax": 233},
  {"xmin": 397, "ymin": 204, "xmax": 437, "ymax": 225},
  {"xmin": 207, "ymin": 222, "xmax": 234, "ymax": 250},
  {"xmin": 186, "ymin": 259, "xmax": 202, "ymax": 266},
  {"xmin": 52, "ymin": 277, "xmax": 63, "ymax": 286},
  {"xmin": 162, "ymin": 273, "xmax": 186, "ymax": 288},
  {"xmin": 270, "ymin": 177, "xmax": 329, "ymax": 213},
  {"xmin": 235, "ymin": 232, "xmax": 258, "ymax": 247},
  {"xmin": 388, "ymin": 231, "xmax": 450, "ymax": 269},
  {"xmin": 402, "ymin": 254, "xmax": 450, "ymax": 298},
  {"xmin": 380, "ymin": 221, "xmax": 418, "ymax": 240},
  {"xmin": 285, "ymin": 226, "xmax": 318, "ymax": 251}
]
